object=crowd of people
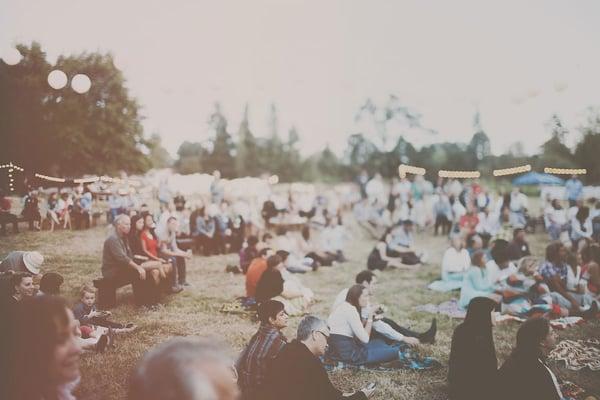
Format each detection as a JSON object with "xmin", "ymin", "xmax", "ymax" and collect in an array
[{"xmin": 0, "ymin": 170, "xmax": 599, "ymax": 400}]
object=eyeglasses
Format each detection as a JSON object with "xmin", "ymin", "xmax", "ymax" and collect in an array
[{"xmin": 314, "ymin": 330, "xmax": 330, "ymax": 340}]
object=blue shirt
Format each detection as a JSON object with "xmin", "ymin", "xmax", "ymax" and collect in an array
[{"xmin": 565, "ymin": 178, "xmax": 583, "ymax": 201}]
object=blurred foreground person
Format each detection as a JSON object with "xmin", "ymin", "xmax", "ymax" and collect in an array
[
  {"xmin": 497, "ymin": 318, "xmax": 564, "ymax": 400},
  {"xmin": 448, "ymin": 297, "xmax": 498, "ymax": 400},
  {"xmin": 4, "ymin": 295, "xmax": 82, "ymax": 400},
  {"xmin": 128, "ymin": 337, "xmax": 239, "ymax": 400}
]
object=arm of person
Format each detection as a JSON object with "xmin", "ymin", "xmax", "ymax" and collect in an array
[
  {"xmin": 108, "ymin": 237, "xmax": 146, "ymax": 278},
  {"xmin": 548, "ymin": 275, "xmax": 581, "ymax": 309},
  {"xmin": 470, "ymin": 269, "xmax": 495, "ymax": 292},
  {"xmin": 348, "ymin": 307, "xmax": 371, "ymax": 343}
]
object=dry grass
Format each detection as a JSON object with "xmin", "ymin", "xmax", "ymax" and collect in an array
[{"xmin": 1, "ymin": 219, "xmax": 599, "ymax": 400}]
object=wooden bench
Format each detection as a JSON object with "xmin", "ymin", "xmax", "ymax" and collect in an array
[{"xmin": 93, "ymin": 275, "xmax": 135, "ymax": 309}]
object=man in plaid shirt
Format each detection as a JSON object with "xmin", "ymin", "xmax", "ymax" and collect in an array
[{"xmin": 237, "ymin": 300, "xmax": 288, "ymax": 400}]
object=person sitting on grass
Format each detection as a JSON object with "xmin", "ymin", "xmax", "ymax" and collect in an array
[
  {"xmin": 387, "ymin": 220, "xmax": 427, "ymax": 265},
  {"xmin": 0, "ymin": 250, "xmax": 44, "ymax": 275},
  {"xmin": 297, "ymin": 225, "xmax": 336, "ymax": 266},
  {"xmin": 459, "ymin": 251, "xmax": 500, "ymax": 309},
  {"xmin": 160, "ymin": 216, "xmax": 192, "ymax": 288},
  {"xmin": 261, "ymin": 315, "xmax": 374, "ymax": 400},
  {"xmin": 0, "ymin": 189, "xmax": 19, "ymax": 236},
  {"xmin": 6, "ymin": 296, "xmax": 83, "ymax": 400},
  {"xmin": 320, "ymin": 216, "xmax": 349, "ymax": 263},
  {"xmin": 37, "ymin": 272, "xmax": 64, "ymax": 296},
  {"xmin": 448, "ymin": 297, "xmax": 498, "ymax": 400},
  {"xmin": 538, "ymin": 241, "xmax": 598, "ymax": 318},
  {"xmin": 128, "ymin": 215, "xmax": 177, "ymax": 293},
  {"xmin": 240, "ymin": 235, "xmax": 259, "ymax": 274},
  {"xmin": 237, "ymin": 300, "xmax": 288, "ymax": 400},
  {"xmin": 429, "ymin": 235, "xmax": 471, "ymax": 292},
  {"xmin": 327, "ymin": 284, "xmax": 432, "ymax": 367},
  {"xmin": 245, "ymin": 246, "xmax": 273, "ymax": 300},
  {"xmin": 366, "ymin": 228, "xmax": 411, "ymax": 270},
  {"xmin": 128, "ymin": 337, "xmax": 239, "ymax": 400},
  {"xmin": 72, "ymin": 284, "xmax": 136, "ymax": 334},
  {"xmin": 507, "ymin": 228, "xmax": 531, "ymax": 262},
  {"xmin": 333, "ymin": 270, "xmax": 436, "ymax": 345},
  {"xmin": 255, "ymin": 254, "xmax": 311, "ymax": 316},
  {"xmin": 22, "ymin": 189, "xmax": 41, "ymax": 231},
  {"xmin": 6, "ymin": 272, "xmax": 36, "ymax": 306},
  {"xmin": 102, "ymin": 214, "xmax": 159, "ymax": 308},
  {"xmin": 497, "ymin": 317, "xmax": 564, "ymax": 400}
]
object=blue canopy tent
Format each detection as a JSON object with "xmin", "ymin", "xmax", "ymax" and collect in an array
[{"xmin": 512, "ymin": 172, "xmax": 564, "ymax": 186}]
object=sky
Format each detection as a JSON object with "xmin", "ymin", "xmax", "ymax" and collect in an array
[{"xmin": 2, "ymin": 0, "xmax": 600, "ymax": 157}]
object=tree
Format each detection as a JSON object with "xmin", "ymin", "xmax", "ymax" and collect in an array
[
  {"xmin": 174, "ymin": 141, "xmax": 206, "ymax": 174},
  {"xmin": 204, "ymin": 103, "xmax": 235, "ymax": 178},
  {"xmin": 0, "ymin": 42, "xmax": 151, "ymax": 177},
  {"xmin": 535, "ymin": 114, "xmax": 574, "ymax": 170},
  {"xmin": 147, "ymin": 133, "xmax": 173, "ymax": 169},
  {"xmin": 235, "ymin": 104, "xmax": 261, "ymax": 177},
  {"xmin": 468, "ymin": 111, "xmax": 491, "ymax": 166},
  {"xmin": 574, "ymin": 108, "xmax": 600, "ymax": 183}
]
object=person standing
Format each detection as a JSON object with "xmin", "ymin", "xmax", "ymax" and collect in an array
[{"xmin": 565, "ymin": 175, "xmax": 583, "ymax": 208}]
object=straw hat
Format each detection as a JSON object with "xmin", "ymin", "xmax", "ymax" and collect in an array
[{"xmin": 23, "ymin": 251, "xmax": 44, "ymax": 274}]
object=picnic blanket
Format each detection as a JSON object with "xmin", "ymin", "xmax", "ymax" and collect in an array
[
  {"xmin": 323, "ymin": 351, "xmax": 441, "ymax": 372},
  {"xmin": 219, "ymin": 298, "xmax": 257, "ymax": 318},
  {"xmin": 549, "ymin": 339, "xmax": 600, "ymax": 371},
  {"xmin": 414, "ymin": 300, "xmax": 584, "ymax": 329},
  {"xmin": 413, "ymin": 299, "xmax": 466, "ymax": 319},
  {"xmin": 427, "ymin": 280, "xmax": 462, "ymax": 292}
]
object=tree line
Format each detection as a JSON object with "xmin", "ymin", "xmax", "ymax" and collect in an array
[{"xmin": 2, "ymin": 43, "xmax": 600, "ymax": 188}]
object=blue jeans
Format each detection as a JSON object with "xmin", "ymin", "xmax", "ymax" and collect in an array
[{"xmin": 364, "ymin": 338, "xmax": 401, "ymax": 364}]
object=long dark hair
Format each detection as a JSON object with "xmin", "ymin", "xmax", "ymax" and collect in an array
[
  {"xmin": 345, "ymin": 284, "xmax": 366, "ymax": 317},
  {"xmin": 10, "ymin": 296, "xmax": 71, "ymax": 399},
  {"xmin": 511, "ymin": 317, "xmax": 550, "ymax": 360}
]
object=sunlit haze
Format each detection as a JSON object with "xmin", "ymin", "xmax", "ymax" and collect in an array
[{"xmin": 2, "ymin": 0, "xmax": 599, "ymax": 156}]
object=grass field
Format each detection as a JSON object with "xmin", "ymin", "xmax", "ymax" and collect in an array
[{"xmin": 2, "ymin": 218, "xmax": 599, "ymax": 400}]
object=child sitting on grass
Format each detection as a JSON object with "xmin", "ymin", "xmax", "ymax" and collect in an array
[{"xmin": 72, "ymin": 284, "xmax": 136, "ymax": 339}]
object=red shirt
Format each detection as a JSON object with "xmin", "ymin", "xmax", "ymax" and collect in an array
[
  {"xmin": 1, "ymin": 197, "xmax": 11, "ymax": 212},
  {"xmin": 246, "ymin": 258, "xmax": 268, "ymax": 298},
  {"xmin": 140, "ymin": 231, "xmax": 159, "ymax": 257},
  {"xmin": 459, "ymin": 214, "xmax": 479, "ymax": 233}
]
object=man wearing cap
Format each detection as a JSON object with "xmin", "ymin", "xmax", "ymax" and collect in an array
[
  {"xmin": 237, "ymin": 300, "xmax": 288, "ymax": 400},
  {"xmin": 0, "ymin": 251, "xmax": 44, "ymax": 275}
]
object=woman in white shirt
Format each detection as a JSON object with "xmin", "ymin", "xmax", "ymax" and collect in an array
[
  {"xmin": 442, "ymin": 236, "xmax": 471, "ymax": 282},
  {"xmin": 327, "ymin": 285, "xmax": 402, "ymax": 365},
  {"xmin": 428, "ymin": 235, "xmax": 471, "ymax": 292}
]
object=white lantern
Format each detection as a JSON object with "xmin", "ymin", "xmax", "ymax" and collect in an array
[
  {"xmin": 71, "ymin": 74, "xmax": 92, "ymax": 94},
  {"xmin": 47, "ymin": 70, "xmax": 68, "ymax": 90},
  {"xmin": 1, "ymin": 47, "xmax": 22, "ymax": 66}
]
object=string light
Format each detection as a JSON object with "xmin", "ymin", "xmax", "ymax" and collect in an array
[
  {"xmin": 35, "ymin": 173, "xmax": 66, "ymax": 183},
  {"xmin": 544, "ymin": 167, "xmax": 587, "ymax": 175},
  {"xmin": 73, "ymin": 176, "xmax": 100, "ymax": 184},
  {"xmin": 398, "ymin": 164, "xmax": 426, "ymax": 178},
  {"xmin": 268, "ymin": 175, "xmax": 279, "ymax": 185},
  {"xmin": 438, "ymin": 170, "xmax": 481, "ymax": 179},
  {"xmin": 493, "ymin": 164, "xmax": 531, "ymax": 177}
]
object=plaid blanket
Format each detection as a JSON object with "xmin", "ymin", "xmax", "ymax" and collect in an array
[{"xmin": 549, "ymin": 339, "xmax": 600, "ymax": 371}]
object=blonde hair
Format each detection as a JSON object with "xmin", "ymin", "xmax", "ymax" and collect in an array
[{"xmin": 80, "ymin": 283, "xmax": 97, "ymax": 298}]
